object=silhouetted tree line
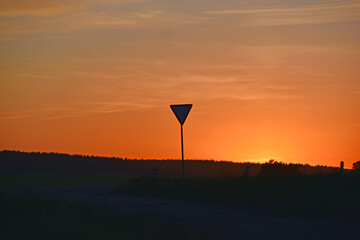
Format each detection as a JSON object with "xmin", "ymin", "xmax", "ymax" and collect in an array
[{"xmin": 0, "ymin": 150, "xmax": 345, "ymax": 178}]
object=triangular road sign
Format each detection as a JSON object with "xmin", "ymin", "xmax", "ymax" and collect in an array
[{"xmin": 170, "ymin": 104, "xmax": 192, "ymax": 125}]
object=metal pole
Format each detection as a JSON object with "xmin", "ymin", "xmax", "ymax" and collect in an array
[{"xmin": 181, "ymin": 124, "xmax": 185, "ymax": 185}]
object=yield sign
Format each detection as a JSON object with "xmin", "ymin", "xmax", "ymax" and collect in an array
[{"xmin": 170, "ymin": 104, "xmax": 192, "ymax": 125}]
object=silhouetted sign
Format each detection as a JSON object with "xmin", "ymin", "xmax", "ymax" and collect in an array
[
  {"xmin": 170, "ymin": 104, "xmax": 192, "ymax": 125},
  {"xmin": 170, "ymin": 103, "xmax": 193, "ymax": 185}
]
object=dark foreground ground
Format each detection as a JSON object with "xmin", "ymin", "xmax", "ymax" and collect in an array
[{"xmin": 4, "ymin": 185, "xmax": 360, "ymax": 240}]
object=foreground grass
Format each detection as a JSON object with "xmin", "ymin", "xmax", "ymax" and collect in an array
[
  {"xmin": 0, "ymin": 172, "xmax": 131, "ymax": 188},
  {"xmin": 0, "ymin": 193, "xmax": 205, "ymax": 240},
  {"xmin": 114, "ymin": 174, "xmax": 360, "ymax": 220}
]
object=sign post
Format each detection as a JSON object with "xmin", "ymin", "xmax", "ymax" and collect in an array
[{"xmin": 170, "ymin": 104, "xmax": 192, "ymax": 185}]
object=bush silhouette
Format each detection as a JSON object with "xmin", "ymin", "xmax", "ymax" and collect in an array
[{"xmin": 258, "ymin": 159, "xmax": 301, "ymax": 176}]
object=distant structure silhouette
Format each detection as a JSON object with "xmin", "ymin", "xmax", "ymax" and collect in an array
[
  {"xmin": 353, "ymin": 160, "xmax": 360, "ymax": 172},
  {"xmin": 244, "ymin": 166, "xmax": 250, "ymax": 176},
  {"xmin": 340, "ymin": 161, "xmax": 344, "ymax": 174}
]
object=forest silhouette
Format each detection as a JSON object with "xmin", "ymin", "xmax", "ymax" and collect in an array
[{"xmin": 0, "ymin": 150, "xmax": 347, "ymax": 177}]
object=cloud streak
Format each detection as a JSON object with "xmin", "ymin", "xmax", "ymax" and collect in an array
[
  {"xmin": 0, "ymin": 1, "xmax": 165, "ymax": 39},
  {"xmin": 0, "ymin": 0, "xmax": 79, "ymax": 17},
  {"xmin": 205, "ymin": 1, "xmax": 360, "ymax": 26},
  {"xmin": 2, "ymin": 0, "xmax": 359, "ymax": 40}
]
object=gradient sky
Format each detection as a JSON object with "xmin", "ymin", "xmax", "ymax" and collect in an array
[{"xmin": 1, "ymin": 0, "xmax": 359, "ymax": 168}]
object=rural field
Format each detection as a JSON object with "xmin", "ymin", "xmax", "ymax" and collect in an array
[
  {"xmin": 0, "ymin": 172, "xmax": 130, "ymax": 189},
  {"xmin": 2, "ymin": 170, "xmax": 360, "ymax": 240},
  {"xmin": 0, "ymin": 192, "xmax": 206, "ymax": 240},
  {"xmin": 1, "ymin": 172, "xmax": 208, "ymax": 240}
]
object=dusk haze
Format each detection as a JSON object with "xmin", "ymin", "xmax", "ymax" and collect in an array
[{"xmin": 1, "ymin": 0, "xmax": 360, "ymax": 168}]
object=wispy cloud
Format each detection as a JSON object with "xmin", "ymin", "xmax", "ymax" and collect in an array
[
  {"xmin": 0, "ymin": 1, "xmax": 166, "ymax": 39},
  {"xmin": 0, "ymin": 0, "xmax": 80, "ymax": 17},
  {"xmin": 0, "ymin": 0, "xmax": 150, "ymax": 17},
  {"xmin": 205, "ymin": 1, "xmax": 360, "ymax": 26},
  {"xmin": 133, "ymin": 10, "xmax": 164, "ymax": 19},
  {"xmin": 0, "ymin": 101, "xmax": 145, "ymax": 121},
  {"xmin": 2, "ymin": 0, "xmax": 360, "ymax": 40},
  {"xmin": 94, "ymin": 102, "xmax": 155, "ymax": 114}
]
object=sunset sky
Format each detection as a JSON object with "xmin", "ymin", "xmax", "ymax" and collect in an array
[{"xmin": 1, "ymin": 0, "xmax": 359, "ymax": 168}]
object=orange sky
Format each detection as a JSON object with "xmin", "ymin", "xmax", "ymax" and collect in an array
[{"xmin": 1, "ymin": 0, "xmax": 359, "ymax": 168}]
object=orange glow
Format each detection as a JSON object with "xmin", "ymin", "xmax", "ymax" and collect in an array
[{"xmin": 1, "ymin": 0, "xmax": 359, "ymax": 168}]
